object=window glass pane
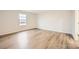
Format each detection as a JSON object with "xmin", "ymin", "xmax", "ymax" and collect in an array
[{"xmin": 19, "ymin": 14, "xmax": 27, "ymax": 25}]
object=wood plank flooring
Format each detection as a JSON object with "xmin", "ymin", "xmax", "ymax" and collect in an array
[{"xmin": 0, "ymin": 29, "xmax": 79, "ymax": 49}]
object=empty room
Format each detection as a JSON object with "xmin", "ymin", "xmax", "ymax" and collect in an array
[{"xmin": 0, "ymin": 10, "xmax": 79, "ymax": 49}]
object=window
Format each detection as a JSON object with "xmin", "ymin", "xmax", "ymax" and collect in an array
[{"xmin": 19, "ymin": 14, "xmax": 27, "ymax": 25}]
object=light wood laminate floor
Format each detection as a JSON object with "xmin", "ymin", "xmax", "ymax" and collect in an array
[{"xmin": 0, "ymin": 29, "xmax": 79, "ymax": 49}]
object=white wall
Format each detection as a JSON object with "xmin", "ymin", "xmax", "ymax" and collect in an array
[
  {"xmin": 74, "ymin": 10, "xmax": 79, "ymax": 40},
  {"xmin": 37, "ymin": 11, "xmax": 74, "ymax": 34},
  {"xmin": 0, "ymin": 10, "xmax": 76, "ymax": 40},
  {"xmin": 0, "ymin": 10, "xmax": 37, "ymax": 35},
  {"xmin": 70, "ymin": 11, "xmax": 75, "ymax": 39},
  {"xmin": 78, "ymin": 11, "xmax": 79, "ymax": 34}
]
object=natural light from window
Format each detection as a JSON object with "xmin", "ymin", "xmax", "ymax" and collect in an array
[{"xmin": 19, "ymin": 14, "xmax": 27, "ymax": 26}]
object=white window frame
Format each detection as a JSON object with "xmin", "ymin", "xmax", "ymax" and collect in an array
[{"xmin": 19, "ymin": 14, "xmax": 27, "ymax": 26}]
